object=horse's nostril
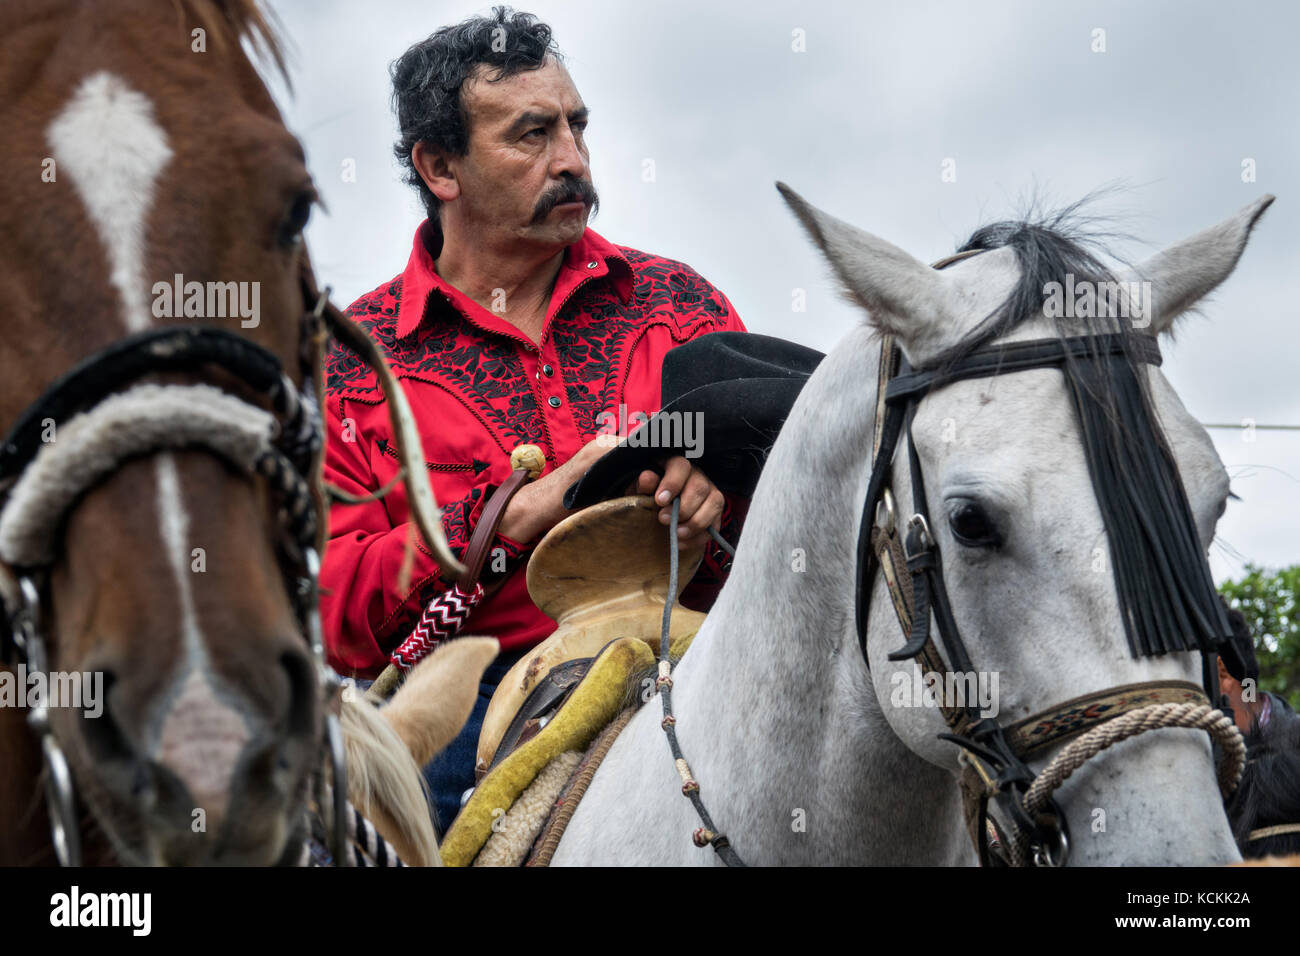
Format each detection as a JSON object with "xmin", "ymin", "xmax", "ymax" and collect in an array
[
  {"xmin": 80, "ymin": 670, "xmax": 136, "ymax": 763},
  {"xmin": 279, "ymin": 649, "xmax": 317, "ymax": 738},
  {"xmin": 131, "ymin": 763, "xmax": 151, "ymax": 800}
]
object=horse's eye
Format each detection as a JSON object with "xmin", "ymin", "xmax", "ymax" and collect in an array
[
  {"xmin": 947, "ymin": 499, "xmax": 1002, "ymax": 549},
  {"xmin": 277, "ymin": 191, "xmax": 314, "ymax": 248}
]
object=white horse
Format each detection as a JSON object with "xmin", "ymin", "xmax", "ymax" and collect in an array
[{"xmin": 550, "ymin": 187, "xmax": 1273, "ymax": 866}]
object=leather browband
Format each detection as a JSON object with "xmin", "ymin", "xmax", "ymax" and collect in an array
[{"xmin": 886, "ymin": 333, "xmax": 1162, "ymax": 406}]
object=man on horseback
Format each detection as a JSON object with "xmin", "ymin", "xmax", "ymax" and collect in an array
[{"xmin": 318, "ymin": 6, "xmax": 744, "ymax": 832}]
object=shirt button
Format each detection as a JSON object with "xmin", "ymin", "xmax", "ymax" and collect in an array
[
  {"xmin": 548, "ymin": 396, "xmax": 562, "ymax": 408},
  {"xmin": 586, "ymin": 261, "xmax": 598, "ymax": 269},
  {"xmin": 542, "ymin": 364, "xmax": 554, "ymax": 376}
]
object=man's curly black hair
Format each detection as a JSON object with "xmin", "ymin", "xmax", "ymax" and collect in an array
[{"xmin": 390, "ymin": 7, "xmax": 562, "ymax": 232}]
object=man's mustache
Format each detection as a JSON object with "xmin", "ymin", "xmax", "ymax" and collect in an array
[{"xmin": 532, "ymin": 178, "xmax": 599, "ymax": 224}]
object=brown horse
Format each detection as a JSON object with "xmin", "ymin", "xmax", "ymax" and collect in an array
[{"xmin": 0, "ymin": 0, "xmax": 459, "ymax": 865}]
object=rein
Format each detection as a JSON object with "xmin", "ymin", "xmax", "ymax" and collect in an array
[{"xmin": 658, "ymin": 497, "xmax": 745, "ymax": 866}]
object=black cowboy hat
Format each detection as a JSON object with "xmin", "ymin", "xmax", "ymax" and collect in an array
[{"xmin": 565, "ymin": 332, "xmax": 825, "ymax": 509}]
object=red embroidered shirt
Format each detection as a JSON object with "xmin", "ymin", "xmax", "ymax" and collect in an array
[{"xmin": 320, "ymin": 223, "xmax": 748, "ymax": 677}]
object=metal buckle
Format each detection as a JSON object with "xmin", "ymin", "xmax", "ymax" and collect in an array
[
  {"xmin": 300, "ymin": 547, "xmax": 324, "ymax": 660},
  {"xmin": 957, "ymin": 748, "xmax": 1000, "ymax": 797},
  {"xmin": 311, "ymin": 285, "xmax": 331, "ymax": 321},
  {"xmin": 902, "ymin": 514, "xmax": 933, "ymax": 561},
  {"xmin": 1031, "ymin": 819, "xmax": 1070, "ymax": 868},
  {"xmin": 874, "ymin": 488, "xmax": 896, "ymax": 534},
  {"xmin": 12, "ymin": 576, "xmax": 39, "ymax": 661},
  {"xmin": 1016, "ymin": 792, "xmax": 1070, "ymax": 868}
]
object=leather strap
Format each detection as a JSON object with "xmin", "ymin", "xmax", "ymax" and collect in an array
[
  {"xmin": 456, "ymin": 444, "xmax": 546, "ymax": 590},
  {"xmin": 870, "ymin": 516, "xmax": 966, "ymax": 732},
  {"xmin": 1003, "ymin": 680, "xmax": 1208, "ymax": 757},
  {"xmin": 484, "ymin": 657, "xmax": 593, "ymax": 778},
  {"xmin": 458, "ymin": 468, "xmax": 530, "ymax": 589}
]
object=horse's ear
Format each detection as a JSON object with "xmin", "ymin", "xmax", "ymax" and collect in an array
[
  {"xmin": 777, "ymin": 183, "xmax": 954, "ymax": 346},
  {"xmin": 1125, "ymin": 195, "xmax": 1274, "ymax": 335},
  {"xmin": 379, "ymin": 637, "xmax": 499, "ymax": 768}
]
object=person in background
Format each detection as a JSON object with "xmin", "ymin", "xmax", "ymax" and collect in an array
[
  {"xmin": 1219, "ymin": 605, "xmax": 1300, "ymax": 858},
  {"xmin": 1218, "ymin": 606, "xmax": 1297, "ymax": 738}
]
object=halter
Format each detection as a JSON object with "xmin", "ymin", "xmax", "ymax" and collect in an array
[
  {"xmin": 854, "ymin": 258, "xmax": 1246, "ymax": 865},
  {"xmin": 0, "ymin": 279, "xmax": 348, "ymax": 866}
]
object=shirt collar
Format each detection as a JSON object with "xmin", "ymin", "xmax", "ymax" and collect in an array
[{"xmin": 395, "ymin": 221, "xmax": 635, "ymax": 340}]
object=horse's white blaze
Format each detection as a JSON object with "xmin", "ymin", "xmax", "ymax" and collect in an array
[
  {"xmin": 155, "ymin": 455, "xmax": 205, "ymax": 672},
  {"xmin": 154, "ymin": 453, "xmax": 249, "ymax": 818},
  {"xmin": 46, "ymin": 71, "xmax": 172, "ymax": 333}
]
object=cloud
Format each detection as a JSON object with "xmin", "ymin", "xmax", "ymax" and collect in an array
[{"xmin": 265, "ymin": 0, "xmax": 1299, "ymax": 579}]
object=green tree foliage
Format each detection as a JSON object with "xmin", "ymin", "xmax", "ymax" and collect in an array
[{"xmin": 1220, "ymin": 564, "xmax": 1300, "ymax": 711}]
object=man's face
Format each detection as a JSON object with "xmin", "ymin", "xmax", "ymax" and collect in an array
[{"xmin": 450, "ymin": 57, "xmax": 597, "ymax": 250}]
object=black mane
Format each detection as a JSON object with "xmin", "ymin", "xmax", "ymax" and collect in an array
[
  {"xmin": 928, "ymin": 199, "xmax": 1230, "ymax": 661},
  {"xmin": 935, "ymin": 196, "xmax": 1135, "ymax": 366}
]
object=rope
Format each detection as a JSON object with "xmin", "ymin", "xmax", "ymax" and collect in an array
[
  {"xmin": 1247, "ymin": 823, "xmax": 1300, "ymax": 842},
  {"xmin": 528, "ymin": 707, "xmax": 638, "ymax": 866},
  {"xmin": 973, "ymin": 701, "xmax": 1246, "ymax": 867},
  {"xmin": 657, "ymin": 497, "xmax": 745, "ymax": 866},
  {"xmin": 1022, "ymin": 701, "xmax": 1246, "ymax": 820},
  {"xmin": 708, "ymin": 525, "xmax": 736, "ymax": 558}
]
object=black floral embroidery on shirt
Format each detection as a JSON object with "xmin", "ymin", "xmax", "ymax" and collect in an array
[{"xmin": 324, "ymin": 248, "xmax": 736, "ymax": 457}]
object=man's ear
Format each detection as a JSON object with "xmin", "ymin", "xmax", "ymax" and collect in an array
[
  {"xmin": 1217, "ymin": 657, "xmax": 1241, "ymax": 698},
  {"xmin": 411, "ymin": 142, "xmax": 459, "ymax": 204}
]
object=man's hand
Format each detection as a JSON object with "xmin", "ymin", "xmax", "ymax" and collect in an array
[
  {"xmin": 497, "ymin": 443, "xmax": 723, "ymax": 551},
  {"xmin": 497, "ymin": 437, "xmax": 612, "ymax": 545},
  {"xmin": 629, "ymin": 457, "xmax": 724, "ymax": 549}
]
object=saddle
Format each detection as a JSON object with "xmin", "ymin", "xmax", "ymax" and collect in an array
[
  {"xmin": 475, "ymin": 495, "xmax": 707, "ymax": 777},
  {"xmin": 441, "ymin": 630, "xmax": 697, "ymax": 867}
]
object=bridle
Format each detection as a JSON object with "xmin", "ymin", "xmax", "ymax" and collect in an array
[
  {"xmin": 852, "ymin": 252, "xmax": 1246, "ymax": 866},
  {"xmin": 656, "ymin": 250, "xmax": 1246, "ymax": 867},
  {"xmin": 0, "ymin": 274, "xmax": 346, "ymax": 866}
]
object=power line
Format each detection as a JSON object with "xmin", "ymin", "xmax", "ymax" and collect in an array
[{"xmin": 1201, "ymin": 423, "xmax": 1300, "ymax": 432}]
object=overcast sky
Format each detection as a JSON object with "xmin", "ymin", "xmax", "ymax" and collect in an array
[{"xmin": 264, "ymin": 0, "xmax": 1299, "ymax": 584}]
